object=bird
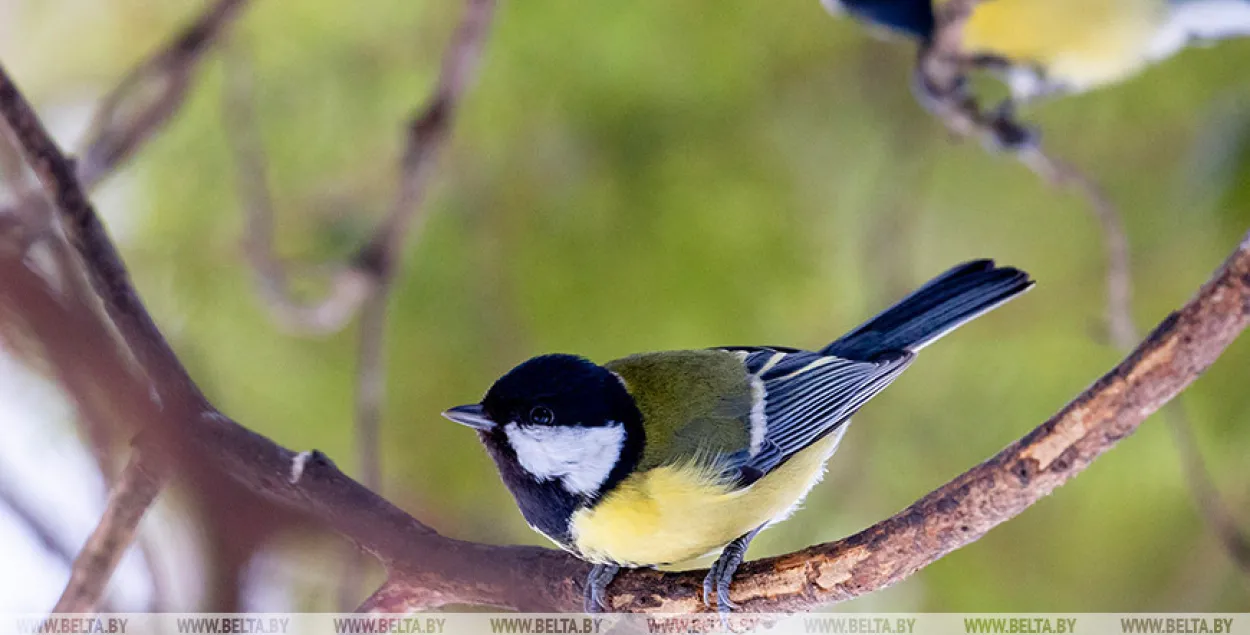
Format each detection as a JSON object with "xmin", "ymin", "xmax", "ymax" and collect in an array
[
  {"xmin": 442, "ymin": 260, "xmax": 1033, "ymax": 614},
  {"xmin": 822, "ymin": 0, "xmax": 1250, "ymax": 106}
]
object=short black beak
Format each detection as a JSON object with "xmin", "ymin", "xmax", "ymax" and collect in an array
[{"xmin": 442, "ymin": 404, "xmax": 495, "ymax": 431}]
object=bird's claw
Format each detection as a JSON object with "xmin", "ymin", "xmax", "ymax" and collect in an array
[
  {"xmin": 584, "ymin": 564, "xmax": 620, "ymax": 613},
  {"xmin": 984, "ymin": 100, "xmax": 1039, "ymax": 153}
]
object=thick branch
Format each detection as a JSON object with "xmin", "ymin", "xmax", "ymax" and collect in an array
[
  {"xmin": 0, "ymin": 65, "xmax": 206, "ymax": 409},
  {"xmin": 597, "ymin": 229, "xmax": 1250, "ymax": 612}
]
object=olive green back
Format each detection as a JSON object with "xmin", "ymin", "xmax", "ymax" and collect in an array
[{"xmin": 605, "ymin": 350, "xmax": 753, "ymax": 471}]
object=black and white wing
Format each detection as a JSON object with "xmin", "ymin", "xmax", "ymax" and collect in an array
[{"xmin": 716, "ymin": 346, "xmax": 915, "ymax": 483}]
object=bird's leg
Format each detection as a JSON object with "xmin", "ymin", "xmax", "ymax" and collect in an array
[
  {"xmin": 913, "ymin": 47, "xmax": 1040, "ymax": 154},
  {"xmin": 583, "ymin": 563, "xmax": 621, "ymax": 613},
  {"xmin": 702, "ymin": 526, "xmax": 764, "ymax": 614},
  {"xmin": 984, "ymin": 98, "xmax": 1039, "ymax": 152}
]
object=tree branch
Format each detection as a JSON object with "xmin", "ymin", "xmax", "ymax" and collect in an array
[
  {"xmin": 0, "ymin": 476, "xmax": 77, "ymax": 569},
  {"xmin": 220, "ymin": 0, "xmax": 498, "ymax": 608},
  {"xmin": 912, "ymin": 0, "xmax": 1249, "ymax": 578},
  {"xmin": 52, "ymin": 455, "xmax": 165, "ymax": 614},
  {"xmin": 3, "ymin": 17, "xmax": 1250, "ymax": 616},
  {"xmin": 224, "ymin": 0, "xmax": 495, "ymax": 335},
  {"xmin": 1165, "ymin": 404, "xmax": 1250, "ymax": 576},
  {"xmin": 913, "ymin": 0, "xmax": 1136, "ymax": 350},
  {"xmin": 75, "ymin": 0, "xmax": 250, "ymax": 190}
]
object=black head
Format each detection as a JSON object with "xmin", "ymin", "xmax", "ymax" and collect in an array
[
  {"xmin": 477, "ymin": 354, "xmax": 641, "ymax": 432},
  {"xmin": 443, "ymin": 354, "xmax": 645, "ymax": 547},
  {"xmin": 443, "ymin": 354, "xmax": 635, "ymax": 434}
]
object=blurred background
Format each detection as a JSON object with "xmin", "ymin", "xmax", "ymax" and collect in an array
[{"xmin": 0, "ymin": 0, "xmax": 1248, "ymax": 615}]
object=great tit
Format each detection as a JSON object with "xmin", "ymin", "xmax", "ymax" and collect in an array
[
  {"xmin": 443, "ymin": 260, "xmax": 1032, "ymax": 613},
  {"xmin": 822, "ymin": 0, "xmax": 1250, "ymax": 102}
]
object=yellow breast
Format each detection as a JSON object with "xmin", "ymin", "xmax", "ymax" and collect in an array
[
  {"xmin": 945, "ymin": 0, "xmax": 1166, "ymax": 91},
  {"xmin": 569, "ymin": 432, "xmax": 843, "ymax": 567}
]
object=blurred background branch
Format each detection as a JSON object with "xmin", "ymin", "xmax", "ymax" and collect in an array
[
  {"xmin": 221, "ymin": 0, "xmax": 498, "ymax": 609},
  {"xmin": 52, "ymin": 455, "xmax": 165, "ymax": 614},
  {"xmin": 0, "ymin": 477, "xmax": 76, "ymax": 571},
  {"xmin": 916, "ymin": 0, "xmax": 1250, "ymax": 583},
  {"xmin": 74, "ymin": 0, "xmax": 249, "ymax": 190},
  {"xmin": 917, "ymin": 0, "xmax": 1137, "ymax": 350}
]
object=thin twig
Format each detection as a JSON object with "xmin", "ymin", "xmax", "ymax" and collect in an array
[
  {"xmin": 1015, "ymin": 148, "xmax": 1136, "ymax": 349},
  {"xmin": 1165, "ymin": 403, "xmax": 1250, "ymax": 577},
  {"xmin": 221, "ymin": 0, "xmax": 498, "ymax": 609},
  {"xmin": 0, "ymin": 476, "xmax": 77, "ymax": 568},
  {"xmin": 52, "ymin": 454, "xmax": 165, "ymax": 614},
  {"xmin": 224, "ymin": 0, "xmax": 496, "ymax": 336},
  {"xmin": 914, "ymin": 0, "xmax": 1136, "ymax": 349},
  {"xmin": 76, "ymin": 0, "xmax": 250, "ymax": 190},
  {"xmin": 221, "ymin": 45, "xmax": 375, "ymax": 335},
  {"xmin": 341, "ymin": 0, "xmax": 498, "ymax": 608}
]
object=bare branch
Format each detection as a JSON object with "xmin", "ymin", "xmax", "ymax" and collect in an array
[
  {"xmin": 0, "ymin": 59, "xmax": 209, "ymax": 410},
  {"xmin": 912, "ymin": 2, "xmax": 1250, "ymax": 578},
  {"xmin": 220, "ymin": 44, "xmax": 376, "ymax": 335},
  {"xmin": 76, "ymin": 0, "xmax": 250, "ymax": 190},
  {"xmin": 219, "ymin": 0, "xmax": 499, "ymax": 607},
  {"xmin": 338, "ymin": 289, "xmax": 390, "ymax": 610},
  {"xmin": 1165, "ymin": 404, "xmax": 1250, "ymax": 575},
  {"xmin": 53, "ymin": 454, "xmax": 165, "ymax": 614},
  {"xmin": 0, "ymin": 477, "xmax": 76, "ymax": 568},
  {"xmin": 0, "ymin": 5, "xmax": 247, "ymax": 608},
  {"xmin": 914, "ymin": 0, "xmax": 1137, "ymax": 351},
  {"xmin": 225, "ymin": 0, "xmax": 496, "ymax": 335},
  {"xmin": 1014, "ymin": 149, "xmax": 1137, "ymax": 350}
]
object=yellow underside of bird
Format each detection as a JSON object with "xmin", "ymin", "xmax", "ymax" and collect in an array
[
  {"xmin": 568, "ymin": 431, "xmax": 842, "ymax": 567},
  {"xmin": 943, "ymin": 0, "xmax": 1167, "ymax": 92}
]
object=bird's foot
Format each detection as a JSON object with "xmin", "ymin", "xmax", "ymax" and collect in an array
[
  {"xmin": 911, "ymin": 50, "xmax": 1040, "ymax": 155},
  {"xmin": 583, "ymin": 563, "xmax": 620, "ymax": 613},
  {"xmin": 984, "ymin": 99, "xmax": 1039, "ymax": 153},
  {"xmin": 701, "ymin": 527, "xmax": 762, "ymax": 615}
]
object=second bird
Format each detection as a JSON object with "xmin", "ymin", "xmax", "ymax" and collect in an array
[
  {"xmin": 443, "ymin": 260, "xmax": 1033, "ymax": 613},
  {"xmin": 823, "ymin": 0, "xmax": 1250, "ymax": 104}
]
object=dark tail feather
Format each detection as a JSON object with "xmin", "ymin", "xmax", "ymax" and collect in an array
[
  {"xmin": 822, "ymin": 260, "xmax": 1033, "ymax": 360},
  {"xmin": 825, "ymin": 0, "xmax": 936, "ymax": 40}
]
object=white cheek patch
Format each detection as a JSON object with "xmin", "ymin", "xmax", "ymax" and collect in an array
[{"xmin": 504, "ymin": 422, "xmax": 625, "ymax": 495}]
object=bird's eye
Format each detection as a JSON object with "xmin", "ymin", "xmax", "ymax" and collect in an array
[{"xmin": 529, "ymin": 406, "xmax": 554, "ymax": 425}]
